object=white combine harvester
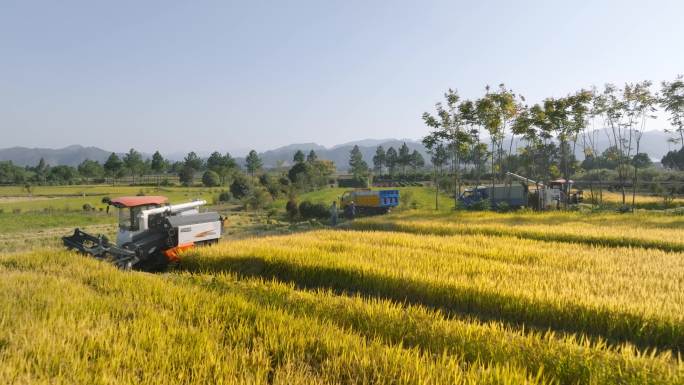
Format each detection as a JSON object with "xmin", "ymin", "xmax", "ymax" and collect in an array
[{"xmin": 63, "ymin": 196, "xmax": 223, "ymax": 271}]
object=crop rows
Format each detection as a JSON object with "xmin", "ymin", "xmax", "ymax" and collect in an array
[
  {"xmin": 184, "ymin": 230, "xmax": 684, "ymax": 352},
  {"xmin": 0, "ymin": 251, "xmax": 545, "ymax": 385},
  {"xmin": 183, "ymin": 273, "xmax": 684, "ymax": 385},
  {"xmin": 351, "ymin": 211, "xmax": 684, "ymax": 252}
]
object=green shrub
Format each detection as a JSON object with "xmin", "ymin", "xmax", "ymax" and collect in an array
[
  {"xmin": 230, "ymin": 174, "xmax": 251, "ymax": 199},
  {"xmin": 299, "ymin": 200, "xmax": 329, "ymax": 219},
  {"xmin": 202, "ymin": 170, "xmax": 221, "ymax": 187},
  {"xmin": 218, "ymin": 191, "xmax": 232, "ymax": 203},
  {"xmin": 286, "ymin": 199, "xmax": 299, "ymax": 220}
]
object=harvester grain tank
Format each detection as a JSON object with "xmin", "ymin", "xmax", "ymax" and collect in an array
[
  {"xmin": 63, "ymin": 196, "xmax": 222, "ymax": 271},
  {"xmin": 340, "ymin": 189, "xmax": 399, "ymax": 215}
]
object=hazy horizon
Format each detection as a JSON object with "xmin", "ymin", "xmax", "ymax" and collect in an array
[{"xmin": 2, "ymin": 0, "xmax": 683, "ymax": 154}]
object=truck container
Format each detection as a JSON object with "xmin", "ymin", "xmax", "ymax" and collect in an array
[{"xmin": 458, "ymin": 184, "xmax": 528, "ymax": 208}]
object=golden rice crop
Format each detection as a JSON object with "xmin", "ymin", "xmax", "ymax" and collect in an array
[
  {"xmin": 0, "ymin": 250, "xmax": 545, "ymax": 385},
  {"xmin": 185, "ymin": 229, "xmax": 684, "ymax": 352},
  {"xmin": 184, "ymin": 272, "xmax": 684, "ymax": 385},
  {"xmin": 352, "ymin": 210, "xmax": 684, "ymax": 252}
]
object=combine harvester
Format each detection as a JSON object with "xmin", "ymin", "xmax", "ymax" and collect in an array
[
  {"xmin": 340, "ymin": 188, "xmax": 399, "ymax": 216},
  {"xmin": 63, "ymin": 196, "xmax": 222, "ymax": 271},
  {"xmin": 457, "ymin": 172, "xmax": 582, "ymax": 210}
]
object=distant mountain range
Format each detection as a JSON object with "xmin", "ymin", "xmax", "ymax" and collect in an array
[
  {"xmin": 0, "ymin": 145, "xmax": 118, "ymax": 168},
  {"xmin": 0, "ymin": 131, "xmax": 676, "ymax": 170},
  {"xmin": 0, "ymin": 140, "xmax": 429, "ymax": 171}
]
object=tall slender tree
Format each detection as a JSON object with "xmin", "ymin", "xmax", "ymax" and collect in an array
[
  {"xmin": 151, "ymin": 151, "xmax": 167, "ymax": 174},
  {"xmin": 293, "ymin": 150, "xmax": 305, "ymax": 164},
  {"xmin": 348, "ymin": 145, "xmax": 369, "ymax": 182},
  {"xmin": 245, "ymin": 150, "xmax": 263, "ymax": 177},
  {"xmin": 423, "ymin": 89, "xmax": 473, "ymax": 206},
  {"xmin": 372, "ymin": 146, "xmax": 386, "ymax": 175},
  {"xmin": 660, "ymin": 75, "xmax": 684, "ymax": 149},
  {"xmin": 410, "ymin": 150, "xmax": 425, "ymax": 172},
  {"xmin": 623, "ymin": 81, "xmax": 657, "ymax": 210},
  {"xmin": 385, "ymin": 147, "xmax": 398, "ymax": 176},
  {"xmin": 103, "ymin": 153, "xmax": 123, "ymax": 183},
  {"xmin": 397, "ymin": 143, "xmax": 411, "ymax": 175},
  {"xmin": 123, "ymin": 148, "xmax": 144, "ymax": 184},
  {"xmin": 306, "ymin": 150, "xmax": 318, "ymax": 163}
]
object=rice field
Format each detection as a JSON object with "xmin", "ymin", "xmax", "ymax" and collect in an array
[
  {"xmin": 1, "ymin": 200, "xmax": 683, "ymax": 383},
  {"xmin": 352, "ymin": 210, "xmax": 684, "ymax": 252},
  {"xmin": 0, "ymin": 251, "xmax": 546, "ymax": 385}
]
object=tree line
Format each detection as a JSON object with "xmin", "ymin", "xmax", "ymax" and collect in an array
[
  {"xmin": 0, "ymin": 146, "xmax": 337, "ymax": 209},
  {"xmin": 347, "ymin": 143, "xmax": 426, "ymax": 183},
  {"xmin": 421, "ymin": 76, "xmax": 684, "ymax": 209}
]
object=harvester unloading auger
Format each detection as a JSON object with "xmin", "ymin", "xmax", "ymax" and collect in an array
[{"xmin": 63, "ymin": 196, "xmax": 223, "ymax": 271}]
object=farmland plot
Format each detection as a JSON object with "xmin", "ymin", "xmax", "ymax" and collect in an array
[{"xmin": 1, "ymin": 208, "xmax": 683, "ymax": 384}]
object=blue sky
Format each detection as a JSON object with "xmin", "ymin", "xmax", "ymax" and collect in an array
[{"xmin": 1, "ymin": 0, "xmax": 682, "ymax": 155}]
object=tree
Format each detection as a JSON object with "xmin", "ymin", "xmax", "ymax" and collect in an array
[
  {"xmin": 397, "ymin": 143, "xmax": 411, "ymax": 175},
  {"xmin": 424, "ymin": 143, "xmax": 449, "ymax": 210},
  {"xmin": 0, "ymin": 161, "xmax": 26, "ymax": 184},
  {"xmin": 258, "ymin": 173, "xmax": 281, "ymax": 198},
  {"xmin": 244, "ymin": 185, "xmax": 271, "ymax": 210},
  {"xmin": 77, "ymin": 159, "xmax": 104, "ymax": 181},
  {"xmin": 150, "ymin": 151, "xmax": 168, "ymax": 174},
  {"xmin": 348, "ymin": 145, "xmax": 369, "ymax": 181},
  {"xmin": 594, "ymin": 82, "xmax": 656, "ymax": 208},
  {"xmin": 288, "ymin": 162, "xmax": 310, "ymax": 185},
  {"xmin": 34, "ymin": 158, "xmax": 48, "ymax": 184},
  {"xmin": 123, "ymin": 148, "xmax": 144, "ymax": 183},
  {"xmin": 632, "ymin": 153, "xmax": 652, "ymax": 169},
  {"xmin": 207, "ymin": 151, "xmax": 237, "ymax": 185},
  {"xmin": 476, "ymin": 85, "xmax": 520, "ymax": 186},
  {"xmin": 306, "ymin": 150, "xmax": 318, "ymax": 163},
  {"xmin": 594, "ymin": 84, "xmax": 629, "ymax": 206},
  {"xmin": 206, "ymin": 151, "xmax": 224, "ymax": 172},
  {"xmin": 103, "ymin": 153, "xmax": 123, "ymax": 182},
  {"xmin": 230, "ymin": 173, "xmax": 251, "ymax": 198},
  {"xmin": 293, "ymin": 150, "xmax": 305, "ymax": 164},
  {"xmin": 662, "ymin": 148, "xmax": 684, "ymax": 170},
  {"xmin": 372, "ymin": 146, "xmax": 386, "ymax": 174},
  {"xmin": 183, "ymin": 151, "xmax": 203, "ymax": 171},
  {"xmin": 202, "ymin": 170, "xmax": 221, "ymax": 187},
  {"xmin": 459, "ymin": 99, "xmax": 486, "ymax": 185},
  {"xmin": 409, "ymin": 150, "xmax": 425, "ymax": 171},
  {"xmin": 423, "ymin": 89, "xmax": 473, "ymax": 206},
  {"xmin": 169, "ymin": 161, "xmax": 184, "ymax": 174},
  {"xmin": 534, "ymin": 91, "xmax": 591, "ymax": 206},
  {"xmin": 178, "ymin": 166, "xmax": 195, "ymax": 186},
  {"xmin": 47, "ymin": 165, "xmax": 78, "ymax": 184},
  {"xmin": 623, "ymin": 81, "xmax": 657, "ymax": 209},
  {"xmin": 385, "ymin": 147, "xmax": 398, "ymax": 176},
  {"xmin": 661, "ymin": 75, "xmax": 684, "ymax": 149},
  {"xmin": 245, "ymin": 150, "xmax": 262, "ymax": 177}
]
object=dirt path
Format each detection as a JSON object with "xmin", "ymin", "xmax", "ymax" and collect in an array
[{"xmin": 0, "ymin": 196, "xmax": 60, "ymax": 203}]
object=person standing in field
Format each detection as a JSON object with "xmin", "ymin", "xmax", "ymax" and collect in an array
[
  {"xmin": 330, "ymin": 201, "xmax": 338, "ymax": 226},
  {"xmin": 344, "ymin": 201, "xmax": 357, "ymax": 220}
]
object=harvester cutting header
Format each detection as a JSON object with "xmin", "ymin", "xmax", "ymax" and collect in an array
[{"xmin": 63, "ymin": 196, "xmax": 222, "ymax": 271}]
